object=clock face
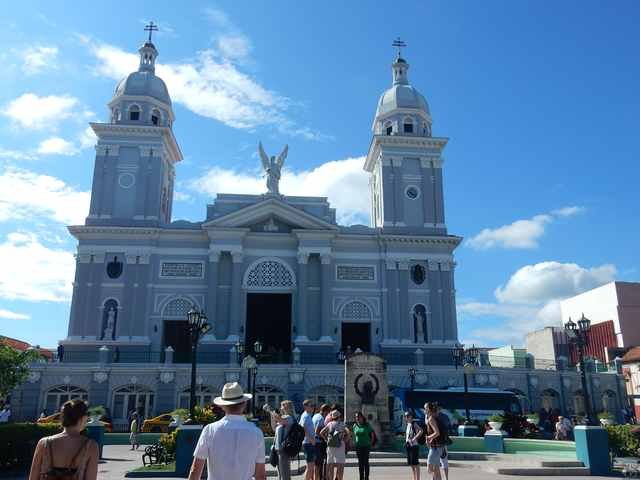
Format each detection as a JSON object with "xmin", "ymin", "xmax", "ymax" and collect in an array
[{"xmin": 406, "ymin": 186, "xmax": 419, "ymax": 199}]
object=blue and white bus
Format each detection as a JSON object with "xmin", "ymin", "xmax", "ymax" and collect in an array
[{"xmin": 390, "ymin": 387, "xmax": 523, "ymax": 432}]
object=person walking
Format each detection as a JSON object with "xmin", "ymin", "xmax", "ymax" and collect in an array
[
  {"xmin": 404, "ymin": 411, "xmax": 422, "ymax": 480},
  {"xmin": 320, "ymin": 410, "xmax": 350, "ymax": 480},
  {"xmin": 313, "ymin": 404, "xmax": 330, "ymax": 480},
  {"xmin": 266, "ymin": 400, "xmax": 297, "ymax": 480},
  {"xmin": 129, "ymin": 412, "xmax": 140, "ymax": 450},
  {"xmin": 299, "ymin": 399, "xmax": 317, "ymax": 480},
  {"xmin": 352, "ymin": 411, "xmax": 374, "ymax": 480},
  {"xmin": 189, "ymin": 382, "xmax": 265, "ymax": 480},
  {"xmin": 436, "ymin": 405, "xmax": 451, "ymax": 480},
  {"xmin": 28, "ymin": 399, "xmax": 99, "ymax": 480},
  {"xmin": 425, "ymin": 403, "xmax": 444, "ymax": 480}
]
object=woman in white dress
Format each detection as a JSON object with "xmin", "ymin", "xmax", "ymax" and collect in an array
[{"xmin": 320, "ymin": 410, "xmax": 351, "ymax": 480}]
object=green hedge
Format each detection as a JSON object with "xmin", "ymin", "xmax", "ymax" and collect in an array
[
  {"xmin": 0, "ymin": 423, "xmax": 62, "ymax": 471},
  {"xmin": 606, "ymin": 424, "xmax": 640, "ymax": 458}
]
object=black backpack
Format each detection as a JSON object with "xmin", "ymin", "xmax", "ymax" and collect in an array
[
  {"xmin": 283, "ymin": 422, "xmax": 306, "ymax": 457},
  {"xmin": 413, "ymin": 421, "xmax": 427, "ymax": 445}
]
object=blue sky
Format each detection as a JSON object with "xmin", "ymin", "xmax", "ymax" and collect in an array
[{"xmin": 0, "ymin": 1, "xmax": 638, "ymax": 349}]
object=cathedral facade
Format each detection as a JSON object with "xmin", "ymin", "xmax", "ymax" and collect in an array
[{"xmin": 15, "ymin": 38, "xmax": 624, "ymax": 428}]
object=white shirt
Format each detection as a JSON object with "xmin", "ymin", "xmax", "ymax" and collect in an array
[
  {"xmin": 405, "ymin": 422, "xmax": 418, "ymax": 446},
  {"xmin": 194, "ymin": 414, "xmax": 265, "ymax": 480}
]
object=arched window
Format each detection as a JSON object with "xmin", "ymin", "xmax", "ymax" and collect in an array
[
  {"xmin": 243, "ymin": 259, "xmax": 296, "ymax": 290},
  {"xmin": 412, "ymin": 304, "xmax": 428, "ymax": 343},
  {"xmin": 341, "ymin": 300, "xmax": 372, "ymax": 320},
  {"xmin": 384, "ymin": 121, "xmax": 393, "ymax": 135},
  {"xmin": 403, "ymin": 117, "xmax": 414, "ymax": 134},
  {"xmin": 541, "ymin": 388, "xmax": 560, "ymax": 410},
  {"xmin": 307, "ymin": 385, "xmax": 344, "ymax": 407},
  {"xmin": 151, "ymin": 108, "xmax": 161, "ymax": 126},
  {"xmin": 602, "ymin": 390, "xmax": 616, "ymax": 414},
  {"xmin": 254, "ymin": 385, "xmax": 285, "ymax": 410},
  {"xmin": 178, "ymin": 386, "xmax": 217, "ymax": 409},
  {"xmin": 162, "ymin": 298, "xmax": 194, "ymax": 318},
  {"xmin": 129, "ymin": 105, "xmax": 140, "ymax": 121},
  {"xmin": 573, "ymin": 390, "xmax": 586, "ymax": 415},
  {"xmin": 112, "ymin": 385, "xmax": 154, "ymax": 422},
  {"xmin": 106, "ymin": 255, "xmax": 123, "ymax": 279},
  {"xmin": 101, "ymin": 299, "xmax": 118, "ymax": 340},
  {"xmin": 506, "ymin": 388, "xmax": 530, "ymax": 414},
  {"xmin": 44, "ymin": 385, "xmax": 88, "ymax": 415}
]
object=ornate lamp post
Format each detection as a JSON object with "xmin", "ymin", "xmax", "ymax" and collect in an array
[
  {"xmin": 337, "ymin": 350, "xmax": 347, "ymax": 363},
  {"xmin": 250, "ymin": 340, "xmax": 263, "ymax": 416},
  {"xmin": 565, "ymin": 314, "xmax": 597, "ymax": 425},
  {"xmin": 453, "ymin": 343, "xmax": 479, "ymax": 425},
  {"xmin": 408, "ymin": 367, "xmax": 417, "ymax": 391},
  {"xmin": 186, "ymin": 307, "xmax": 210, "ymax": 423}
]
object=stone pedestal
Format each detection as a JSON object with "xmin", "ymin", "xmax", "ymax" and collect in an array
[
  {"xmin": 175, "ymin": 425, "xmax": 203, "ymax": 477},
  {"xmin": 85, "ymin": 418, "xmax": 105, "ymax": 459},
  {"xmin": 484, "ymin": 430, "xmax": 506, "ymax": 453},
  {"xmin": 574, "ymin": 425, "xmax": 610, "ymax": 475},
  {"xmin": 457, "ymin": 424, "xmax": 479, "ymax": 437}
]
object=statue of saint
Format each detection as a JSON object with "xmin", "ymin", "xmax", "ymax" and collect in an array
[
  {"xmin": 413, "ymin": 306, "xmax": 427, "ymax": 343},
  {"xmin": 103, "ymin": 307, "xmax": 116, "ymax": 340},
  {"xmin": 258, "ymin": 142, "xmax": 288, "ymax": 195}
]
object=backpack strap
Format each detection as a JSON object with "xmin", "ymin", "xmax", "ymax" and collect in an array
[{"xmin": 68, "ymin": 438, "xmax": 89, "ymax": 468}]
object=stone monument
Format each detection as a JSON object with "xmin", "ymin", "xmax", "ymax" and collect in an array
[{"xmin": 344, "ymin": 352, "xmax": 392, "ymax": 448}]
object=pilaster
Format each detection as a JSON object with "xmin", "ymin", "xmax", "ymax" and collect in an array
[
  {"xmin": 397, "ymin": 261, "xmax": 410, "ymax": 341},
  {"xmin": 319, "ymin": 253, "xmax": 333, "ymax": 341},
  {"xmin": 228, "ymin": 252, "xmax": 243, "ymax": 341},
  {"xmin": 296, "ymin": 252, "xmax": 309, "ymax": 341},
  {"xmin": 207, "ymin": 250, "xmax": 220, "ymax": 340}
]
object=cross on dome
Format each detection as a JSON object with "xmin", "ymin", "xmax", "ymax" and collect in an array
[
  {"xmin": 144, "ymin": 21, "xmax": 158, "ymax": 43},
  {"xmin": 392, "ymin": 37, "xmax": 406, "ymax": 59}
]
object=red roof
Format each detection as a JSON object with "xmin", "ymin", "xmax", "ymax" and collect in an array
[
  {"xmin": 0, "ymin": 335, "xmax": 54, "ymax": 359},
  {"xmin": 623, "ymin": 346, "xmax": 640, "ymax": 363}
]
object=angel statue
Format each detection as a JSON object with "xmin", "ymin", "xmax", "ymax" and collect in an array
[{"xmin": 258, "ymin": 142, "xmax": 288, "ymax": 195}]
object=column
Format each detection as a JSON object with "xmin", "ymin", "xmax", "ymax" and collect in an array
[
  {"xmin": 385, "ymin": 260, "xmax": 399, "ymax": 340},
  {"xmin": 319, "ymin": 253, "xmax": 332, "ymax": 341},
  {"xmin": 397, "ymin": 261, "xmax": 410, "ymax": 341},
  {"xmin": 68, "ymin": 254, "xmax": 90, "ymax": 337},
  {"xmin": 428, "ymin": 260, "xmax": 443, "ymax": 341},
  {"xmin": 85, "ymin": 253, "xmax": 105, "ymax": 338},
  {"xmin": 207, "ymin": 250, "xmax": 220, "ymax": 338},
  {"xmin": 296, "ymin": 252, "xmax": 309, "ymax": 341},
  {"xmin": 123, "ymin": 254, "xmax": 138, "ymax": 338},
  {"xmin": 392, "ymin": 159, "xmax": 404, "ymax": 225},
  {"xmin": 134, "ymin": 255, "xmax": 150, "ymax": 338},
  {"xmin": 228, "ymin": 252, "xmax": 243, "ymax": 341},
  {"xmin": 447, "ymin": 261, "xmax": 459, "ymax": 342},
  {"xmin": 421, "ymin": 158, "xmax": 435, "ymax": 226},
  {"xmin": 434, "ymin": 165, "xmax": 445, "ymax": 227}
]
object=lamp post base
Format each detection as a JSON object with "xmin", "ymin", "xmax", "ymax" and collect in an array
[
  {"xmin": 458, "ymin": 424, "xmax": 479, "ymax": 437},
  {"xmin": 574, "ymin": 425, "xmax": 610, "ymax": 475},
  {"xmin": 175, "ymin": 425, "xmax": 204, "ymax": 476}
]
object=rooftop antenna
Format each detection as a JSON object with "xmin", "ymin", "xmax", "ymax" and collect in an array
[
  {"xmin": 392, "ymin": 37, "xmax": 406, "ymax": 58},
  {"xmin": 144, "ymin": 21, "xmax": 158, "ymax": 43}
]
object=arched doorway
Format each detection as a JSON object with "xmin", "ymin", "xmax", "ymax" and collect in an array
[
  {"xmin": 340, "ymin": 300, "xmax": 372, "ymax": 352},
  {"xmin": 573, "ymin": 390, "xmax": 586, "ymax": 415},
  {"xmin": 602, "ymin": 390, "xmax": 616, "ymax": 415},
  {"xmin": 243, "ymin": 259, "xmax": 296, "ymax": 362},
  {"xmin": 112, "ymin": 385, "xmax": 155, "ymax": 422},
  {"xmin": 507, "ymin": 388, "xmax": 530, "ymax": 414},
  {"xmin": 162, "ymin": 297, "xmax": 196, "ymax": 363},
  {"xmin": 254, "ymin": 385, "xmax": 285, "ymax": 410},
  {"xmin": 178, "ymin": 386, "xmax": 217, "ymax": 409},
  {"xmin": 541, "ymin": 388, "xmax": 560, "ymax": 411},
  {"xmin": 44, "ymin": 385, "xmax": 88, "ymax": 415}
]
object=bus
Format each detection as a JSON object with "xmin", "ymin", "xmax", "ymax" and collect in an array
[{"xmin": 390, "ymin": 387, "xmax": 523, "ymax": 432}]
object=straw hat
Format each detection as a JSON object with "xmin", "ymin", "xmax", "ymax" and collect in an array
[{"xmin": 213, "ymin": 382, "xmax": 252, "ymax": 406}]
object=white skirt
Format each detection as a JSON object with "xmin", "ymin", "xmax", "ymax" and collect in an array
[{"xmin": 326, "ymin": 445, "xmax": 346, "ymax": 464}]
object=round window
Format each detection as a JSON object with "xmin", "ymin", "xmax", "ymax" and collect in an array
[
  {"xmin": 118, "ymin": 173, "xmax": 135, "ymax": 189},
  {"xmin": 406, "ymin": 186, "xmax": 419, "ymax": 200}
]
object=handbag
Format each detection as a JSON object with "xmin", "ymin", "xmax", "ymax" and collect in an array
[{"xmin": 268, "ymin": 446, "xmax": 279, "ymax": 467}]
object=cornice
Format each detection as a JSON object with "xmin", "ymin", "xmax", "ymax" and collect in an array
[
  {"xmin": 68, "ymin": 225, "xmax": 205, "ymax": 241},
  {"xmin": 90, "ymin": 122, "xmax": 182, "ymax": 163},
  {"xmin": 364, "ymin": 134, "xmax": 448, "ymax": 172}
]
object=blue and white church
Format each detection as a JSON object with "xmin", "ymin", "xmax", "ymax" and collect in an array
[{"xmin": 16, "ymin": 37, "xmax": 625, "ymax": 428}]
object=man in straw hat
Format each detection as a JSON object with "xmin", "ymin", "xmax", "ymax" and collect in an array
[{"xmin": 188, "ymin": 382, "xmax": 266, "ymax": 480}]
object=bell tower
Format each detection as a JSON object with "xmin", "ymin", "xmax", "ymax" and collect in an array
[
  {"xmin": 364, "ymin": 42, "xmax": 448, "ymax": 234},
  {"xmin": 85, "ymin": 26, "xmax": 182, "ymax": 227}
]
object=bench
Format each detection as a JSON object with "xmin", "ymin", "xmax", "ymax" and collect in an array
[{"xmin": 142, "ymin": 444, "xmax": 174, "ymax": 466}]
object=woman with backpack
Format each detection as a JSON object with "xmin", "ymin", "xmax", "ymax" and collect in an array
[
  {"xmin": 266, "ymin": 400, "xmax": 296, "ymax": 480},
  {"xmin": 320, "ymin": 410, "xmax": 351, "ymax": 480},
  {"xmin": 425, "ymin": 402, "xmax": 444, "ymax": 480},
  {"xmin": 404, "ymin": 411, "xmax": 423, "ymax": 480},
  {"xmin": 29, "ymin": 399, "xmax": 99, "ymax": 480},
  {"xmin": 352, "ymin": 411, "xmax": 375, "ymax": 480}
]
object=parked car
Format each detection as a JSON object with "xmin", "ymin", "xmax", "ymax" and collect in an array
[
  {"xmin": 141, "ymin": 413, "xmax": 174, "ymax": 433},
  {"xmin": 37, "ymin": 412, "xmax": 113, "ymax": 432}
]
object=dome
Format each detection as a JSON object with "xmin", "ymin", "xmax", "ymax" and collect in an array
[
  {"xmin": 114, "ymin": 71, "xmax": 171, "ymax": 105},
  {"xmin": 375, "ymin": 84, "xmax": 430, "ymax": 118}
]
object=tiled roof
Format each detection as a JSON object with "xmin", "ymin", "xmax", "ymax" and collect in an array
[{"xmin": 622, "ymin": 346, "xmax": 640, "ymax": 363}]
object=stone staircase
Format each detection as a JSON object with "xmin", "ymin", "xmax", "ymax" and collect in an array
[{"xmin": 265, "ymin": 451, "xmax": 590, "ymax": 476}]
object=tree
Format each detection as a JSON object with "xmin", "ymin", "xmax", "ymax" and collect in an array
[{"xmin": 0, "ymin": 344, "xmax": 41, "ymax": 398}]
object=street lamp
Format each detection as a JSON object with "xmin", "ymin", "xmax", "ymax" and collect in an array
[
  {"xmin": 250, "ymin": 340, "xmax": 263, "ymax": 416},
  {"xmin": 186, "ymin": 307, "xmax": 210, "ymax": 423},
  {"xmin": 408, "ymin": 367, "xmax": 417, "ymax": 391},
  {"xmin": 452, "ymin": 343, "xmax": 478, "ymax": 425},
  {"xmin": 565, "ymin": 314, "xmax": 597, "ymax": 425},
  {"xmin": 337, "ymin": 350, "xmax": 346, "ymax": 363}
]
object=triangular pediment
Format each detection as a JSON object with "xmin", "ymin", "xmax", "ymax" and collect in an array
[{"xmin": 202, "ymin": 197, "xmax": 339, "ymax": 231}]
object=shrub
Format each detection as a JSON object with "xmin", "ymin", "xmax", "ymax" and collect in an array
[
  {"xmin": 488, "ymin": 414, "xmax": 504, "ymax": 423},
  {"xmin": 170, "ymin": 409, "xmax": 189, "ymax": 422},
  {"xmin": 88, "ymin": 405, "xmax": 106, "ymax": 417},
  {"xmin": 598, "ymin": 411, "xmax": 614, "ymax": 420},
  {"xmin": 159, "ymin": 430, "xmax": 177, "ymax": 456},
  {"xmin": 606, "ymin": 424, "xmax": 640, "ymax": 457},
  {"xmin": 0, "ymin": 423, "xmax": 62, "ymax": 471}
]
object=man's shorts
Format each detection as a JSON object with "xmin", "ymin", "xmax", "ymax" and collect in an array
[
  {"xmin": 440, "ymin": 447, "xmax": 449, "ymax": 469},
  {"xmin": 315, "ymin": 441, "xmax": 327, "ymax": 466},
  {"xmin": 304, "ymin": 444, "xmax": 317, "ymax": 463},
  {"xmin": 427, "ymin": 446, "xmax": 444, "ymax": 466},
  {"xmin": 406, "ymin": 445, "xmax": 420, "ymax": 466}
]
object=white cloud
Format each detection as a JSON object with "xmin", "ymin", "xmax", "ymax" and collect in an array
[
  {"xmin": 78, "ymin": 126, "xmax": 97, "ymax": 149},
  {"xmin": 0, "ymin": 309, "xmax": 30, "ymax": 320},
  {"xmin": 191, "ymin": 156, "xmax": 369, "ymax": 225},
  {"xmin": 0, "ymin": 167, "xmax": 89, "ymax": 224},
  {"xmin": 0, "ymin": 232, "xmax": 75, "ymax": 302},
  {"xmin": 0, "ymin": 147, "xmax": 37, "ymax": 161},
  {"xmin": 2, "ymin": 93, "xmax": 78, "ymax": 129},
  {"xmin": 466, "ymin": 206, "xmax": 585, "ymax": 250},
  {"xmin": 87, "ymin": 39, "xmax": 323, "ymax": 137},
  {"xmin": 460, "ymin": 261, "xmax": 616, "ymax": 346},
  {"xmin": 494, "ymin": 261, "xmax": 616, "ymax": 304},
  {"xmin": 217, "ymin": 35, "xmax": 252, "ymax": 61},
  {"xmin": 21, "ymin": 46, "xmax": 58, "ymax": 74},
  {"xmin": 37, "ymin": 137, "xmax": 78, "ymax": 156}
]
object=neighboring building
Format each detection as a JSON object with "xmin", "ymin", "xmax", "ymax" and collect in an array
[
  {"xmin": 11, "ymin": 33, "xmax": 627, "ymax": 427},
  {"xmin": 488, "ymin": 345, "xmax": 528, "ymax": 368},
  {"xmin": 560, "ymin": 282, "xmax": 640, "ymax": 348},
  {"xmin": 0, "ymin": 336, "xmax": 54, "ymax": 361},
  {"xmin": 568, "ymin": 320, "xmax": 617, "ymax": 365},
  {"xmin": 622, "ymin": 347, "xmax": 640, "ymax": 417},
  {"xmin": 525, "ymin": 327, "xmax": 570, "ymax": 370}
]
